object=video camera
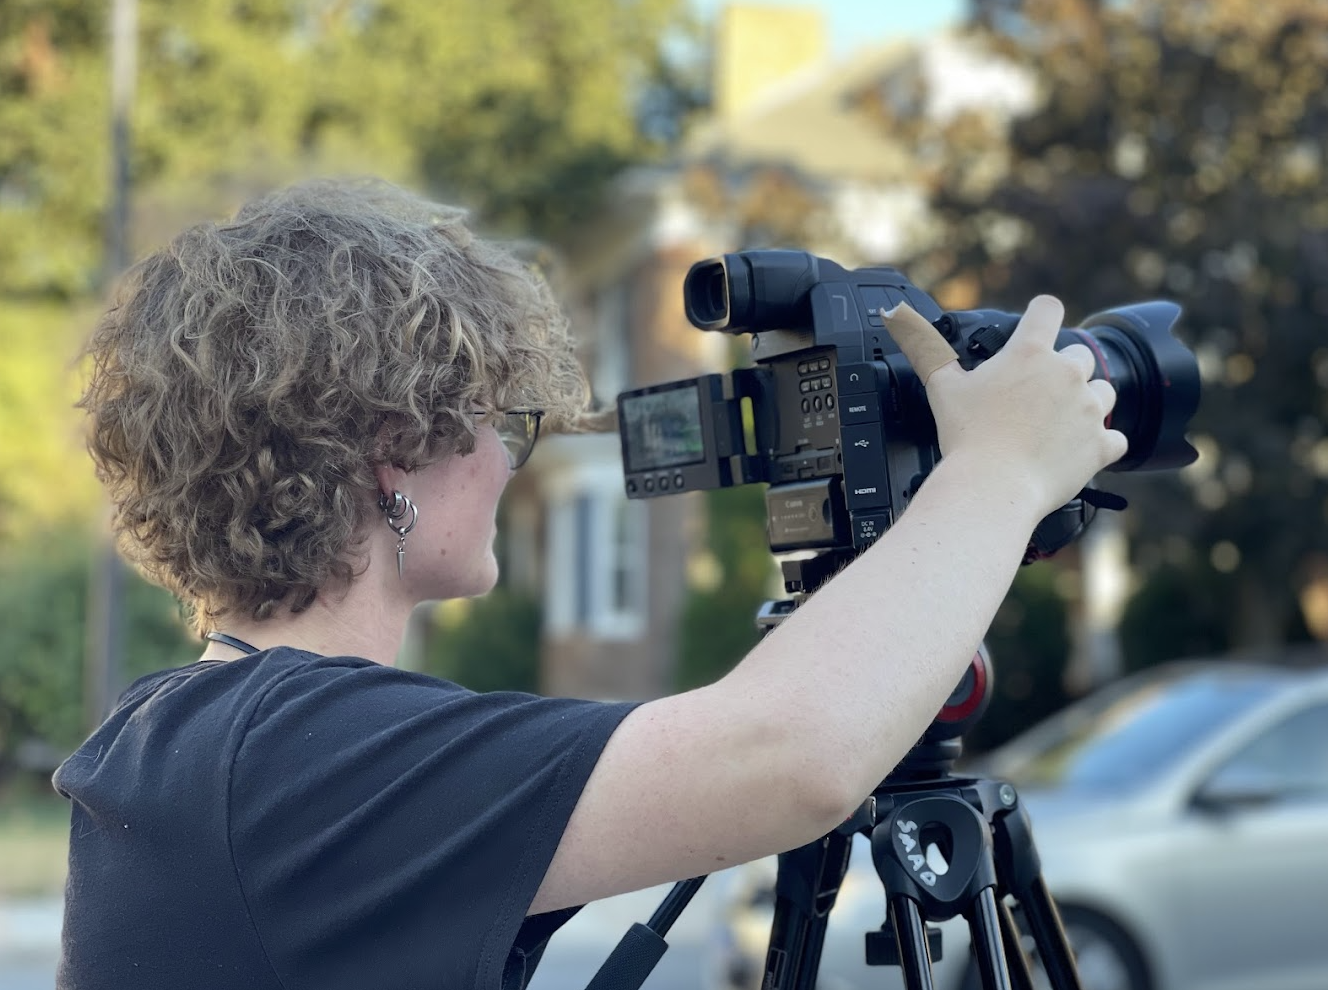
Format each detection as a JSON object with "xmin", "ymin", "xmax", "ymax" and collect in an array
[
  {"xmin": 599, "ymin": 253, "xmax": 1203, "ymax": 990},
  {"xmin": 616, "ymin": 250, "xmax": 1199, "ymax": 578}
]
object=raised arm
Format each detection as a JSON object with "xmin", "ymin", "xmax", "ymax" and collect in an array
[{"xmin": 531, "ymin": 296, "xmax": 1126, "ymax": 915}]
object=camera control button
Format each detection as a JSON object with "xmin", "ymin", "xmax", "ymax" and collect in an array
[
  {"xmin": 658, "ymin": 475, "xmax": 670, "ymax": 491},
  {"xmin": 842, "ymin": 424, "xmax": 890, "ymax": 510},
  {"xmin": 674, "ymin": 473, "xmax": 684, "ymax": 489},
  {"xmin": 841, "ymin": 393, "xmax": 882, "ymax": 425},
  {"xmin": 852, "ymin": 511, "xmax": 893, "ymax": 549},
  {"xmin": 644, "ymin": 477, "xmax": 655, "ymax": 492},
  {"xmin": 837, "ymin": 363, "xmax": 875, "ymax": 395}
]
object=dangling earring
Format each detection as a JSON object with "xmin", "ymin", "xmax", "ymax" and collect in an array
[{"xmin": 378, "ymin": 490, "xmax": 419, "ymax": 579}]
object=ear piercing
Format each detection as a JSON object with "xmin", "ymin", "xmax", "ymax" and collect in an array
[{"xmin": 378, "ymin": 491, "xmax": 418, "ymax": 579}]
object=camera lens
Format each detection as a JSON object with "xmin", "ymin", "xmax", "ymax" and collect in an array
[
  {"xmin": 1071, "ymin": 301, "xmax": 1200, "ymax": 472},
  {"xmin": 940, "ymin": 303, "xmax": 1199, "ymax": 473}
]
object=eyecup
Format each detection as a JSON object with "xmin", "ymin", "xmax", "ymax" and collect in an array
[{"xmin": 684, "ymin": 259, "xmax": 733, "ymax": 331}]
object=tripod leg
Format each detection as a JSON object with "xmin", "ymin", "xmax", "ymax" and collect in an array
[
  {"xmin": 762, "ymin": 897, "xmax": 833, "ymax": 990},
  {"xmin": 965, "ymin": 888, "xmax": 1013, "ymax": 990},
  {"xmin": 762, "ymin": 833, "xmax": 851, "ymax": 990},
  {"xmin": 889, "ymin": 894, "xmax": 937, "ymax": 990},
  {"xmin": 1015, "ymin": 877, "xmax": 1081, "ymax": 990},
  {"xmin": 991, "ymin": 800, "xmax": 1082, "ymax": 990},
  {"xmin": 995, "ymin": 896, "xmax": 1036, "ymax": 990}
]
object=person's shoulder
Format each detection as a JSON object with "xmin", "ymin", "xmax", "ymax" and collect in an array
[
  {"xmin": 249, "ymin": 649, "xmax": 473, "ymax": 697},
  {"xmin": 242, "ymin": 654, "xmax": 635, "ymax": 748},
  {"xmin": 234, "ymin": 650, "xmax": 482, "ymax": 736}
]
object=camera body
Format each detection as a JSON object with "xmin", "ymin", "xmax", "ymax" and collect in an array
[{"xmin": 617, "ymin": 250, "xmax": 1199, "ymax": 562}]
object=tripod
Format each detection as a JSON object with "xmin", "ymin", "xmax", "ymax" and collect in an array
[
  {"xmin": 757, "ymin": 692, "xmax": 1083, "ymax": 990},
  {"xmin": 583, "ymin": 560, "xmax": 1085, "ymax": 990}
]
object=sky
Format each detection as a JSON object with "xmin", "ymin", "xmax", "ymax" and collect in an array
[{"xmin": 689, "ymin": 0, "xmax": 967, "ymax": 53}]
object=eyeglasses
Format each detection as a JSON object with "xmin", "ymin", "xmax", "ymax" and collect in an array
[{"xmin": 475, "ymin": 408, "xmax": 543, "ymax": 469}]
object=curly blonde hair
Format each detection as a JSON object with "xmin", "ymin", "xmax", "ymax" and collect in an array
[{"xmin": 81, "ymin": 178, "xmax": 588, "ymax": 633}]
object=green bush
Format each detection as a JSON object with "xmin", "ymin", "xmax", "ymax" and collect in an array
[
  {"xmin": 420, "ymin": 587, "xmax": 543, "ymax": 694},
  {"xmin": 963, "ymin": 565, "xmax": 1072, "ymax": 754},
  {"xmin": 0, "ymin": 531, "xmax": 196, "ymax": 771},
  {"xmin": 675, "ymin": 485, "xmax": 774, "ymax": 691},
  {"xmin": 1119, "ymin": 561, "xmax": 1233, "ymax": 672}
]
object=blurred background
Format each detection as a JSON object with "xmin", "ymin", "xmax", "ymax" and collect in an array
[{"xmin": 3, "ymin": 1, "xmax": 1328, "ymax": 988}]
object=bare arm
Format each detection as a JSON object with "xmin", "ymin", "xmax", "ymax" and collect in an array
[{"xmin": 530, "ymin": 297, "xmax": 1126, "ymax": 915}]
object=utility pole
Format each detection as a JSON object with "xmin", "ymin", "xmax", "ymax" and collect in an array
[{"xmin": 85, "ymin": 0, "xmax": 137, "ymax": 731}]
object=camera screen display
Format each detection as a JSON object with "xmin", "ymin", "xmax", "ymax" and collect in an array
[{"xmin": 621, "ymin": 386, "xmax": 706, "ymax": 472}]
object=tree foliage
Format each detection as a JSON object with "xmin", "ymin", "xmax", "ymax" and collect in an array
[
  {"xmin": 0, "ymin": 0, "xmax": 697, "ymax": 299},
  {"xmin": 885, "ymin": 0, "xmax": 1328, "ymax": 652},
  {"xmin": 0, "ymin": 302, "xmax": 101, "ymax": 543},
  {"xmin": 0, "ymin": 529, "xmax": 196, "ymax": 771},
  {"xmin": 675, "ymin": 485, "xmax": 776, "ymax": 691},
  {"xmin": 421, "ymin": 588, "xmax": 542, "ymax": 694},
  {"xmin": 0, "ymin": 0, "xmax": 699, "ymax": 754},
  {"xmin": 966, "ymin": 565, "xmax": 1072, "ymax": 752}
]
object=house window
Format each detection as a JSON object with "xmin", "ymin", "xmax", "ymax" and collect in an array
[
  {"xmin": 546, "ymin": 476, "xmax": 647, "ymax": 640},
  {"xmin": 610, "ymin": 497, "xmax": 646, "ymax": 618}
]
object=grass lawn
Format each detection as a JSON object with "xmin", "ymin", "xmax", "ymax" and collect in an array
[{"xmin": 0, "ymin": 781, "xmax": 70, "ymax": 898}]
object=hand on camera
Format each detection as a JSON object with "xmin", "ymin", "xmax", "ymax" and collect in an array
[{"xmin": 901, "ymin": 295, "xmax": 1128, "ymax": 516}]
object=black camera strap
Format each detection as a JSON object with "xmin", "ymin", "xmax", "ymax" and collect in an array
[{"xmin": 203, "ymin": 631, "xmax": 261, "ymax": 655}]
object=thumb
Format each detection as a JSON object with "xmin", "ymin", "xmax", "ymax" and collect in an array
[{"xmin": 881, "ymin": 303, "xmax": 959, "ymax": 386}]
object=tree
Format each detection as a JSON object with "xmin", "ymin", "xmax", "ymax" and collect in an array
[
  {"xmin": 966, "ymin": 565, "xmax": 1073, "ymax": 752},
  {"xmin": 675, "ymin": 484, "xmax": 777, "ymax": 691},
  {"xmin": 0, "ymin": 0, "xmax": 702, "ymax": 753},
  {"xmin": 0, "ymin": 302, "xmax": 102, "ymax": 543},
  {"xmin": 880, "ymin": 0, "xmax": 1328, "ymax": 652},
  {"xmin": 0, "ymin": 529, "xmax": 195, "ymax": 772},
  {"xmin": 421, "ymin": 589, "xmax": 542, "ymax": 694},
  {"xmin": 0, "ymin": 0, "xmax": 699, "ymax": 299}
]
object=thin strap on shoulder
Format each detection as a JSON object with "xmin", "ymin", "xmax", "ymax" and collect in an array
[{"xmin": 203, "ymin": 631, "xmax": 261, "ymax": 655}]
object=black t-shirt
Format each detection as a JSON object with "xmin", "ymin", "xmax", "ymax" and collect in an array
[{"xmin": 52, "ymin": 648, "xmax": 640, "ymax": 989}]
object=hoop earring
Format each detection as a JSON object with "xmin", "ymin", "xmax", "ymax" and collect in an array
[{"xmin": 378, "ymin": 490, "xmax": 419, "ymax": 579}]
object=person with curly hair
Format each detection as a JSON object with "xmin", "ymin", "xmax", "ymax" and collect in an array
[{"xmin": 54, "ymin": 177, "xmax": 1124, "ymax": 990}]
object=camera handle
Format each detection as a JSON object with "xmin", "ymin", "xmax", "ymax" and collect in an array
[{"xmin": 581, "ymin": 876, "xmax": 708, "ymax": 990}]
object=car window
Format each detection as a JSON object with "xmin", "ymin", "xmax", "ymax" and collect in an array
[
  {"xmin": 988, "ymin": 675, "xmax": 1282, "ymax": 791},
  {"xmin": 1202, "ymin": 702, "xmax": 1328, "ymax": 799}
]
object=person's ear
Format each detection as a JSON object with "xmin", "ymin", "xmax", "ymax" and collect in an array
[{"xmin": 373, "ymin": 462, "xmax": 396, "ymax": 500}]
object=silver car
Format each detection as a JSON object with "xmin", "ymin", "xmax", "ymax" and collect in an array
[{"xmin": 704, "ymin": 659, "xmax": 1328, "ymax": 990}]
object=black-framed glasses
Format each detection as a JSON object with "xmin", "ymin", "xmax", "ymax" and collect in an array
[{"xmin": 476, "ymin": 408, "xmax": 543, "ymax": 469}]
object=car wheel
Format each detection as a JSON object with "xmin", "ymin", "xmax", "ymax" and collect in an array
[
  {"xmin": 956, "ymin": 906, "xmax": 1152, "ymax": 990},
  {"xmin": 1054, "ymin": 907, "xmax": 1152, "ymax": 990}
]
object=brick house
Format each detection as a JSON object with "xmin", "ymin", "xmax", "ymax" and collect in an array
[{"xmin": 505, "ymin": 5, "xmax": 1049, "ymax": 700}]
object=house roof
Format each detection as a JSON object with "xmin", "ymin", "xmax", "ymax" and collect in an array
[{"xmin": 681, "ymin": 39, "xmax": 918, "ymax": 185}]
